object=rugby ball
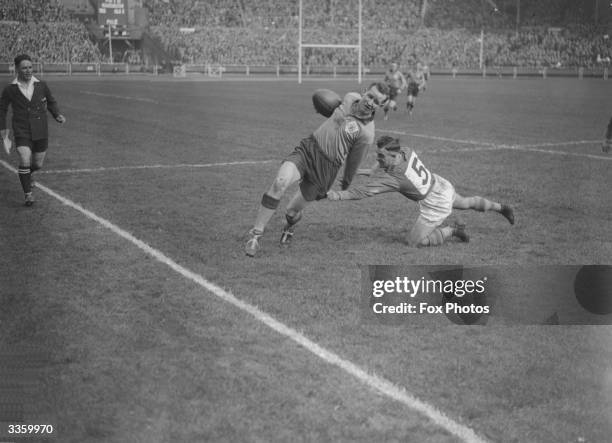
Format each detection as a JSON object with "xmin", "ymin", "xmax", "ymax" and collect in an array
[{"xmin": 312, "ymin": 89, "xmax": 342, "ymax": 118}]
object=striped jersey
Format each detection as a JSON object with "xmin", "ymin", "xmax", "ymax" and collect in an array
[
  {"xmin": 335, "ymin": 148, "xmax": 436, "ymax": 201},
  {"xmin": 312, "ymin": 92, "xmax": 376, "ymax": 187}
]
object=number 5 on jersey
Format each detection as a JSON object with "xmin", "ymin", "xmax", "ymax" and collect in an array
[{"xmin": 404, "ymin": 151, "xmax": 432, "ymax": 195}]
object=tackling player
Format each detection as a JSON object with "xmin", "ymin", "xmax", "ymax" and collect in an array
[
  {"xmin": 326, "ymin": 135, "xmax": 515, "ymax": 248},
  {"xmin": 382, "ymin": 63, "xmax": 407, "ymax": 121},
  {"xmin": 405, "ymin": 62, "xmax": 428, "ymax": 115},
  {"xmin": 245, "ymin": 82, "xmax": 390, "ymax": 257}
]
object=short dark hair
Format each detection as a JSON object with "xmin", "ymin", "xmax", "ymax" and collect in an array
[
  {"xmin": 376, "ymin": 136, "xmax": 401, "ymax": 151},
  {"xmin": 14, "ymin": 54, "xmax": 32, "ymax": 67}
]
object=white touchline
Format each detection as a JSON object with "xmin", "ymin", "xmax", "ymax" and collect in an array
[
  {"xmin": 506, "ymin": 146, "xmax": 612, "ymax": 161},
  {"xmin": 0, "ymin": 158, "xmax": 487, "ymax": 443},
  {"xmin": 382, "ymin": 129, "xmax": 608, "ymax": 160},
  {"xmin": 79, "ymin": 90, "xmax": 159, "ymax": 103},
  {"xmin": 39, "ymin": 160, "xmax": 277, "ymax": 175},
  {"xmin": 382, "ymin": 129, "xmax": 498, "ymax": 146}
]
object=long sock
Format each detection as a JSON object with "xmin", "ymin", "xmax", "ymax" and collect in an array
[
  {"xmin": 252, "ymin": 193, "xmax": 280, "ymax": 234},
  {"xmin": 18, "ymin": 166, "xmax": 31, "ymax": 193},
  {"xmin": 466, "ymin": 196, "xmax": 501, "ymax": 213}
]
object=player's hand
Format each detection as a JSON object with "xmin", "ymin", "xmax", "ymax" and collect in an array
[
  {"xmin": 327, "ymin": 190, "xmax": 341, "ymax": 201},
  {"xmin": 55, "ymin": 114, "xmax": 66, "ymax": 124},
  {"xmin": 1, "ymin": 129, "xmax": 11, "ymax": 155},
  {"xmin": 603, "ymin": 138, "xmax": 612, "ymax": 153}
]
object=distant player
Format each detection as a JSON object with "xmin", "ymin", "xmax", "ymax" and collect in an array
[
  {"xmin": 326, "ymin": 136, "xmax": 515, "ymax": 248},
  {"xmin": 382, "ymin": 63, "xmax": 407, "ymax": 121},
  {"xmin": 244, "ymin": 82, "xmax": 390, "ymax": 257},
  {"xmin": 603, "ymin": 117, "xmax": 612, "ymax": 153},
  {"xmin": 405, "ymin": 62, "xmax": 428, "ymax": 115}
]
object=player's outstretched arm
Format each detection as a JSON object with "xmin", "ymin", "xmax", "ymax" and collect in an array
[{"xmin": 327, "ymin": 179, "xmax": 396, "ymax": 201}]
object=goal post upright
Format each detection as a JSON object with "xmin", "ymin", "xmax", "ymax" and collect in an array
[{"xmin": 298, "ymin": 0, "xmax": 363, "ymax": 84}]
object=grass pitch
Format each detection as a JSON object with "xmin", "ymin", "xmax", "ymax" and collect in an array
[{"xmin": 1, "ymin": 75, "xmax": 611, "ymax": 442}]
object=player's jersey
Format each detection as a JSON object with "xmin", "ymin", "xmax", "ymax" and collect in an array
[
  {"xmin": 407, "ymin": 69, "xmax": 427, "ymax": 89},
  {"xmin": 384, "ymin": 70, "xmax": 406, "ymax": 90},
  {"xmin": 335, "ymin": 148, "xmax": 435, "ymax": 202},
  {"xmin": 312, "ymin": 92, "xmax": 376, "ymax": 186}
]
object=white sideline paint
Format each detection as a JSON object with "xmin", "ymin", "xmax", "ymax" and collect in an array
[
  {"xmin": 382, "ymin": 129, "xmax": 607, "ymax": 160},
  {"xmin": 79, "ymin": 90, "xmax": 159, "ymax": 103},
  {"xmin": 38, "ymin": 137, "xmax": 608, "ymax": 176},
  {"xmin": 0, "ymin": 158, "xmax": 487, "ymax": 443},
  {"xmin": 39, "ymin": 160, "xmax": 276, "ymax": 175},
  {"xmin": 383, "ymin": 128, "xmax": 599, "ymax": 148},
  {"xmin": 505, "ymin": 145, "xmax": 612, "ymax": 161},
  {"xmin": 382, "ymin": 129, "xmax": 497, "ymax": 147}
]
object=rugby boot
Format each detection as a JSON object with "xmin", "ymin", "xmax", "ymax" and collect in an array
[
  {"xmin": 500, "ymin": 205, "xmax": 515, "ymax": 225},
  {"xmin": 452, "ymin": 223, "xmax": 470, "ymax": 243},
  {"xmin": 279, "ymin": 224, "xmax": 295, "ymax": 246},
  {"xmin": 245, "ymin": 229, "xmax": 262, "ymax": 257}
]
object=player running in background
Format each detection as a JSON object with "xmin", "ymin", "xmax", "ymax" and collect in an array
[
  {"xmin": 245, "ymin": 82, "xmax": 390, "ymax": 257},
  {"xmin": 405, "ymin": 62, "xmax": 428, "ymax": 115},
  {"xmin": 382, "ymin": 63, "xmax": 407, "ymax": 121},
  {"xmin": 326, "ymin": 135, "xmax": 514, "ymax": 248},
  {"xmin": 602, "ymin": 117, "xmax": 612, "ymax": 153}
]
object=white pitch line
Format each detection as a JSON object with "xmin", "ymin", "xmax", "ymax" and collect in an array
[
  {"xmin": 39, "ymin": 160, "xmax": 276, "ymax": 174},
  {"xmin": 0, "ymin": 158, "xmax": 487, "ymax": 443},
  {"xmin": 505, "ymin": 145, "xmax": 612, "ymax": 161},
  {"xmin": 383, "ymin": 129, "xmax": 607, "ymax": 159},
  {"xmin": 423, "ymin": 146, "xmax": 509, "ymax": 154},
  {"xmin": 79, "ymin": 90, "xmax": 159, "ymax": 103},
  {"xmin": 519, "ymin": 140, "xmax": 600, "ymax": 148},
  {"xmin": 382, "ymin": 129, "xmax": 498, "ymax": 147}
]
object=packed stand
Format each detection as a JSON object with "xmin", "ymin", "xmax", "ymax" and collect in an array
[{"xmin": 1, "ymin": 0, "xmax": 102, "ymax": 64}]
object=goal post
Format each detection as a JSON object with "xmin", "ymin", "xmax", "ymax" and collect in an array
[{"xmin": 297, "ymin": 0, "xmax": 363, "ymax": 84}]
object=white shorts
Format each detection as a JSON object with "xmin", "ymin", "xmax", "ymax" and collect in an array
[{"xmin": 417, "ymin": 174, "xmax": 455, "ymax": 226}]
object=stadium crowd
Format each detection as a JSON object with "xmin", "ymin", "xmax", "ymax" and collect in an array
[
  {"xmin": 0, "ymin": 0, "xmax": 101, "ymax": 63},
  {"xmin": 0, "ymin": 0, "xmax": 610, "ymax": 69}
]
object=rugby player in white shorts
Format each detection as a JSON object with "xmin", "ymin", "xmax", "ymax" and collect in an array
[{"xmin": 326, "ymin": 135, "xmax": 515, "ymax": 247}]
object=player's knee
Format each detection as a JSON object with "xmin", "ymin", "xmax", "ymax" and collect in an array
[
  {"xmin": 271, "ymin": 175, "xmax": 291, "ymax": 195},
  {"xmin": 415, "ymin": 229, "xmax": 445, "ymax": 247},
  {"xmin": 407, "ymin": 232, "xmax": 424, "ymax": 248},
  {"xmin": 285, "ymin": 210, "xmax": 302, "ymax": 226},
  {"xmin": 17, "ymin": 151, "xmax": 31, "ymax": 164},
  {"xmin": 30, "ymin": 163, "xmax": 41, "ymax": 172}
]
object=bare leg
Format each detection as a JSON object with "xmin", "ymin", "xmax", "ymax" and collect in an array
[
  {"xmin": 252, "ymin": 161, "xmax": 301, "ymax": 233},
  {"xmin": 246, "ymin": 161, "xmax": 301, "ymax": 257}
]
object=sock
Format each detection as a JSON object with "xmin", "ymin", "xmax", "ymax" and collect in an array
[
  {"xmin": 18, "ymin": 166, "xmax": 31, "ymax": 193},
  {"xmin": 466, "ymin": 196, "xmax": 501, "ymax": 212}
]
